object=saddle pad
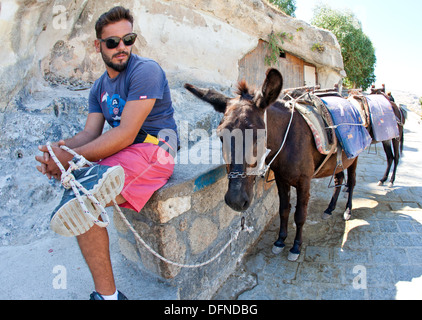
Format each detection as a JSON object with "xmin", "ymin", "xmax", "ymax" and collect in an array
[
  {"xmin": 348, "ymin": 96, "xmax": 370, "ymax": 127},
  {"xmin": 320, "ymin": 96, "xmax": 372, "ymax": 159},
  {"xmin": 365, "ymin": 95, "xmax": 399, "ymax": 142},
  {"xmin": 295, "ymin": 102, "xmax": 334, "ymax": 155}
]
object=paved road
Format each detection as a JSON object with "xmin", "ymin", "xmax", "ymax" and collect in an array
[{"xmin": 214, "ymin": 107, "xmax": 422, "ymax": 300}]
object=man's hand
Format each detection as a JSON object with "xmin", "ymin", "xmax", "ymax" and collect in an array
[{"xmin": 35, "ymin": 140, "xmax": 72, "ymax": 180}]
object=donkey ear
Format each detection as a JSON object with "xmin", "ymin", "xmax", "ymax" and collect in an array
[
  {"xmin": 184, "ymin": 83, "xmax": 230, "ymax": 113},
  {"xmin": 255, "ymin": 68, "xmax": 283, "ymax": 109}
]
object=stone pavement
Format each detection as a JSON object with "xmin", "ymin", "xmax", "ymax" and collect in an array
[
  {"xmin": 1, "ymin": 101, "xmax": 420, "ymax": 301},
  {"xmin": 214, "ymin": 107, "xmax": 422, "ymax": 300}
]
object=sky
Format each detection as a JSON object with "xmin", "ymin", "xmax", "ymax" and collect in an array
[{"xmin": 294, "ymin": 0, "xmax": 422, "ymax": 96}]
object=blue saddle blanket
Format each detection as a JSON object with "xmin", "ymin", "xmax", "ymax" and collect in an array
[
  {"xmin": 320, "ymin": 96, "xmax": 372, "ymax": 159},
  {"xmin": 365, "ymin": 95, "xmax": 399, "ymax": 142}
]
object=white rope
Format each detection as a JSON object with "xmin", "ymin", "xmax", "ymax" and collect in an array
[
  {"xmin": 262, "ymin": 99, "xmax": 295, "ymax": 176},
  {"xmin": 113, "ymin": 202, "xmax": 253, "ymax": 268},
  {"xmin": 325, "ymin": 123, "xmax": 366, "ymax": 129},
  {"xmin": 46, "ymin": 142, "xmax": 109, "ymax": 228},
  {"xmin": 46, "ymin": 143, "xmax": 254, "ymax": 269},
  {"xmin": 261, "ymin": 90, "xmax": 366, "ymax": 177},
  {"xmin": 261, "ymin": 90, "xmax": 316, "ymax": 177}
]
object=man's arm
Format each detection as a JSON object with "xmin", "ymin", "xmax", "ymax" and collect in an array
[
  {"xmin": 35, "ymin": 112, "xmax": 106, "ymax": 179},
  {"xmin": 72, "ymin": 98, "xmax": 155, "ymax": 161},
  {"xmin": 64, "ymin": 112, "xmax": 106, "ymax": 149},
  {"xmin": 36, "ymin": 99, "xmax": 155, "ymax": 179}
]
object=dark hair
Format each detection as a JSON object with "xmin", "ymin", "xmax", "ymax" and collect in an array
[{"xmin": 95, "ymin": 6, "xmax": 134, "ymax": 39}]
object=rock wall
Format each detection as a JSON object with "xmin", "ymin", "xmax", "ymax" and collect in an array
[
  {"xmin": 114, "ymin": 158, "xmax": 280, "ymax": 299},
  {"xmin": 0, "ymin": 0, "xmax": 344, "ymax": 112},
  {"xmin": 0, "ymin": 0, "xmax": 344, "ymax": 247}
]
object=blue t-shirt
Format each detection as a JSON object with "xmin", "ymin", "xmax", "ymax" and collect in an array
[{"xmin": 89, "ymin": 54, "xmax": 178, "ymax": 151}]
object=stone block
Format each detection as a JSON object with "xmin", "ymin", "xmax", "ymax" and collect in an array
[
  {"xmin": 189, "ymin": 217, "xmax": 218, "ymax": 255},
  {"xmin": 114, "ymin": 160, "xmax": 279, "ymax": 299},
  {"xmin": 156, "ymin": 196, "xmax": 192, "ymax": 223}
]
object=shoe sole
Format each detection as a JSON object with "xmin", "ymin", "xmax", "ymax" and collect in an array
[{"xmin": 50, "ymin": 166, "xmax": 125, "ymax": 237}]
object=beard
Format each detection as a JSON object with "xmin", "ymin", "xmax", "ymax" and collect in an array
[{"xmin": 101, "ymin": 47, "xmax": 131, "ymax": 73}]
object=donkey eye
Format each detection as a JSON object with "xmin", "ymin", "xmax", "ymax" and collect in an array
[{"xmin": 221, "ymin": 141, "xmax": 232, "ymax": 165}]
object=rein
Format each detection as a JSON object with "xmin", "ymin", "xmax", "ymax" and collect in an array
[
  {"xmin": 227, "ymin": 92, "xmax": 297, "ymax": 180},
  {"xmin": 262, "ymin": 99, "xmax": 295, "ymax": 176},
  {"xmin": 46, "ymin": 143, "xmax": 110, "ymax": 228},
  {"xmin": 47, "ymin": 143, "xmax": 254, "ymax": 268}
]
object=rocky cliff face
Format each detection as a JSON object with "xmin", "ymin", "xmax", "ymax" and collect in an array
[
  {"xmin": 0, "ymin": 0, "xmax": 344, "ymax": 245},
  {"xmin": 0, "ymin": 0, "xmax": 344, "ymax": 111}
]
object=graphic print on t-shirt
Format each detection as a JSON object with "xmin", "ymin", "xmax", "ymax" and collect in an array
[{"xmin": 101, "ymin": 92, "xmax": 126, "ymax": 127}]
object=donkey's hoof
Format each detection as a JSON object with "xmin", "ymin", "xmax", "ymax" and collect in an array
[
  {"xmin": 321, "ymin": 212, "xmax": 332, "ymax": 220},
  {"xmin": 377, "ymin": 181, "xmax": 384, "ymax": 186},
  {"xmin": 272, "ymin": 245, "xmax": 284, "ymax": 255},
  {"xmin": 343, "ymin": 209, "xmax": 351, "ymax": 221},
  {"xmin": 287, "ymin": 251, "xmax": 300, "ymax": 262}
]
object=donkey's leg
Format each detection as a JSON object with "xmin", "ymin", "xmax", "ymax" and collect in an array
[
  {"xmin": 288, "ymin": 178, "xmax": 311, "ymax": 262},
  {"xmin": 343, "ymin": 158, "xmax": 358, "ymax": 221},
  {"xmin": 272, "ymin": 179, "xmax": 291, "ymax": 254},
  {"xmin": 321, "ymin": 171, "xmax": 345, "ymax": 220},
  {"xmin": 378, "ymin": 140, "xmax": 393, "ymax": 186},
  {"xmin": 388, "ymin": 138, "xmax": 401, "ymax": 187}
]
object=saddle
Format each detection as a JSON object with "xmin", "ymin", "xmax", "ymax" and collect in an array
[
  {"xmin": 288, "ymin": 89, "xmax": 372, "ymax": 160},
  {"xmin": 292, "ymin": 93, "xmax": 336, "ymax": 155},
  {"xmin": 348, "ymin": 93, "xmax": 400, "ymax": 142}
]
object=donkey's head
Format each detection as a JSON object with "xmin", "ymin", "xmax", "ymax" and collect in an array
[{"xmin": 185, "ymin": 69, "xmax": 283, "ymax": 211}]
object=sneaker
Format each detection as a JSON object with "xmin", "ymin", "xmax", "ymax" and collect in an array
[
  {"xmin": 50, "ymin": 164, "xmax": 125, "ymax": 237},
  {"xmin": 89, "ymin": 291, "xmax": 128, "ymax": 300}
]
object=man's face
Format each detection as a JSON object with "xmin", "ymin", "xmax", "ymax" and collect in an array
[{"xmin": 96, "ymin": 19, "xmax": 134, "ymax": 73}]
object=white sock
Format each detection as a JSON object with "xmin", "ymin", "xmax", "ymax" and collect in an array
[{"xmin": 101, "ymin": 289, "xmax": 118, "ymax": 300}]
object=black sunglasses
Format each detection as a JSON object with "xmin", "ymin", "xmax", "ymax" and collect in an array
[{"xmin": 99, "ymin": 33, "xmax": 137, "ymax": 49}]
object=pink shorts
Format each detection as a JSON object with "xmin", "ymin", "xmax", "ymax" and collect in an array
[{"xmin": 98, "ymin": 143, "xmax": 175, "ymax": 212}]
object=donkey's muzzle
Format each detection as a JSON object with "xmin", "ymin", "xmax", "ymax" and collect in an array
[{"xmin": 224, "ymin": 189, "xmax": 251, "ymax": 212}]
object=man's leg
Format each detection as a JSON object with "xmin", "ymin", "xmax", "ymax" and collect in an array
[
  {"xmin": 77, "ymin": 225, "xmax": 116, "ymax": 295},
  {"xmin": 78, "ymin": 144, "xmax": 174, "ymax": 296},
  {"xmin": 76, "ymin": 195, "xmax": 126, "ymax": 296}
]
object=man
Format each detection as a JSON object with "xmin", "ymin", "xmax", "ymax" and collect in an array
[
  {"xmin": 387, "ymin": 91, "xmax": 395, "ymax": 102},
  {"xmin": 36, "ymin": 6, "xmax": 178, "ymax": 300}
]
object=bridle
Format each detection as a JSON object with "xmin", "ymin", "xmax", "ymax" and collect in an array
[{"xmin": 225, "ymin": 95, "xmax": 296, "ymax": 180}]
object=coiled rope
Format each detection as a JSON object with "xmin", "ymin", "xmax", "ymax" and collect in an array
[
  {"xmin": 46, "ymin": 143, "xmax": 254, "ymax": 268},
  {"xmin": 46, "ymin": 142, "xmax": 110, "ymax": 228}
]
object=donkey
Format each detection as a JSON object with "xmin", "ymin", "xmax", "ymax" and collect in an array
[
  {"xmin": 185, "ymin": 69, "xmax": 359, "ymax": 261},
  {"xmin": 370, "ymin": 88, "xmax": 406, "ymax": 187}
]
